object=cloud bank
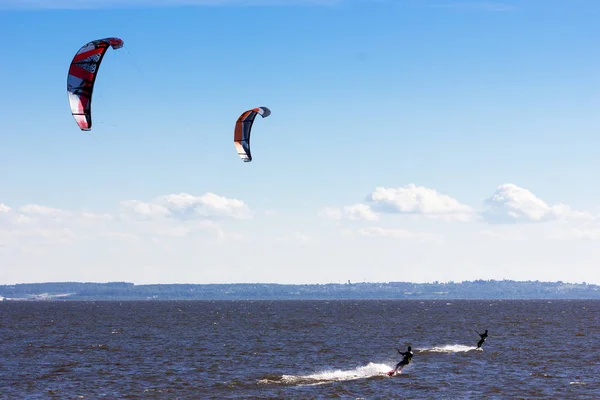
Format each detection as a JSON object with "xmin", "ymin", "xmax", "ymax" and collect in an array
[
  {"xmin": 320, "ymin": 183, "xmax": 595, "ymax": 224},
  {"xmin": 319, "ymin": 182, "xmax": 600, "ymax": 244},
  {"xmin": 2, "ymin": 182, "xmax": 599, "ymax": 285},
  {"xmin": 0, "ymin": 192, "xmax": 252, "ymax": 256},
  {"xmin": 3, "ymin": 183, "xmax": 597, "ymax": 258}
]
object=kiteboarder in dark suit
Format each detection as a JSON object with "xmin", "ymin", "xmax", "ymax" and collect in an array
[
  {"xmin": 390, "ymin": 346, "xmax": 413, "ymax": 375},
  {"xmin": 476, "ymin": 329, "xmax": 488, "ymax": 349}
]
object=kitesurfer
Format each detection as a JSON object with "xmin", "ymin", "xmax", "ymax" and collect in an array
[
  {"xmin": 391, "ymin": 346, "xmax": 413, "ymax": 374},
  {"xmin": 476, "ymin": 329, "xmax": 488, "ymax": 349}
]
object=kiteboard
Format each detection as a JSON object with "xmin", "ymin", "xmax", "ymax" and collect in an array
[{"xmin": 387, "ymin": 370, "xmax": 401, "ymax": 377}]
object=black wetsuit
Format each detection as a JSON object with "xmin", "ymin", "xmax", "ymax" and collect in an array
[
  {"xmin": 394, "ymin": 348, "xmax": 413, "ymax": 372},
  {"xmin": 476, "ymin": 331, "xmax": 488, "ymax": 348}
]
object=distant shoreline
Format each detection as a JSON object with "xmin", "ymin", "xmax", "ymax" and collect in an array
[{"xmin": 1, "ymin": 280, "xmax": 598, "ymax": 301}]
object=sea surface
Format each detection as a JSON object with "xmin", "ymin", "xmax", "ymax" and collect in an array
[{"xmin": 1, "ymin": 299, "xmax": 598, "ymax": 399}]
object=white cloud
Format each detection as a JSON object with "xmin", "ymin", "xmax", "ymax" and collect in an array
[
  {"xmin": 19, "ymin": 204, "xmax": 71, "ymax": 218},
  {"xmin": 325, "ymin": 183, "xmax": 595, "ymax": 227},
  {"xmin": 119, "ymin": 192, "xmax": 252, "ymax": 221},
  {"xmin": 119, "ymin": 200, "xmax": 172, "ymax": 220},
  {"xmin": 318, "ymin": 182, "xmax": 600, "ymax": 251},
  {"xmin": 0, "ymin": 191, "xmax": 253, "ymax": 256},
  {"xmin": 156, "ymin": 192, "xmax": 252, "ymax": 219},
  {"xmin": 318, "ymin": 204, "xmax": 378, "ymax": 221},
  {"xmin": 482, "ymin": 184, "xmax": 595, "ymax": 224},
  {"xmin": 365, "ymin": 184, "xmax": 476, "ymax": 220},
  {"xmin": 321, "ymin": 184, "xmax": 477, "ymax": 224},
  {"xmin": 0, "ymin": 218, "xmax": 78, "ymax": 253}
]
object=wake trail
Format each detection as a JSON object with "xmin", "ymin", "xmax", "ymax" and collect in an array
[
  {"xmin": 258, "ymin": 362, "xmax": 393, "ymax": 386},
  {"xmin": 417, "ymin": 344, "xmax": 481, "ymax": 353}
]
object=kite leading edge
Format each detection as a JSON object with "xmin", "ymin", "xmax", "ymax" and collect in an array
[
  {"xmin": 67, "ymin": 37, "xmax": 124, "ymax": 131},
  {"xmin": 233, "ymin": 106, "xmax": 271, "ymax": 162}
]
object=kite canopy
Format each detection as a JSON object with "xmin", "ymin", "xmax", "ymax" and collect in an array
[
  {"xmin": 233, "ymin": 106, "xmax": 271, "ymax": 162},
  {"xmin": 67, "ymin": 37, "xmax": 124, "ymax": 131}
]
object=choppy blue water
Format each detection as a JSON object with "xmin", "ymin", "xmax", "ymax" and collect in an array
[{"xmin": 1, "ymin": 300, "xmax": 598, "ymax": 399}]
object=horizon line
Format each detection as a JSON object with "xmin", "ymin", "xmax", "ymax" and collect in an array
[{"xmin": 2, "ymin": 279, "xmax": 597, "ymax": 286}]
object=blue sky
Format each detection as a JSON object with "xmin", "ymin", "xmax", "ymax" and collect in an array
[{"xmin": 1, "ymin": 0, "xmax": 599, "ymax": 285}]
